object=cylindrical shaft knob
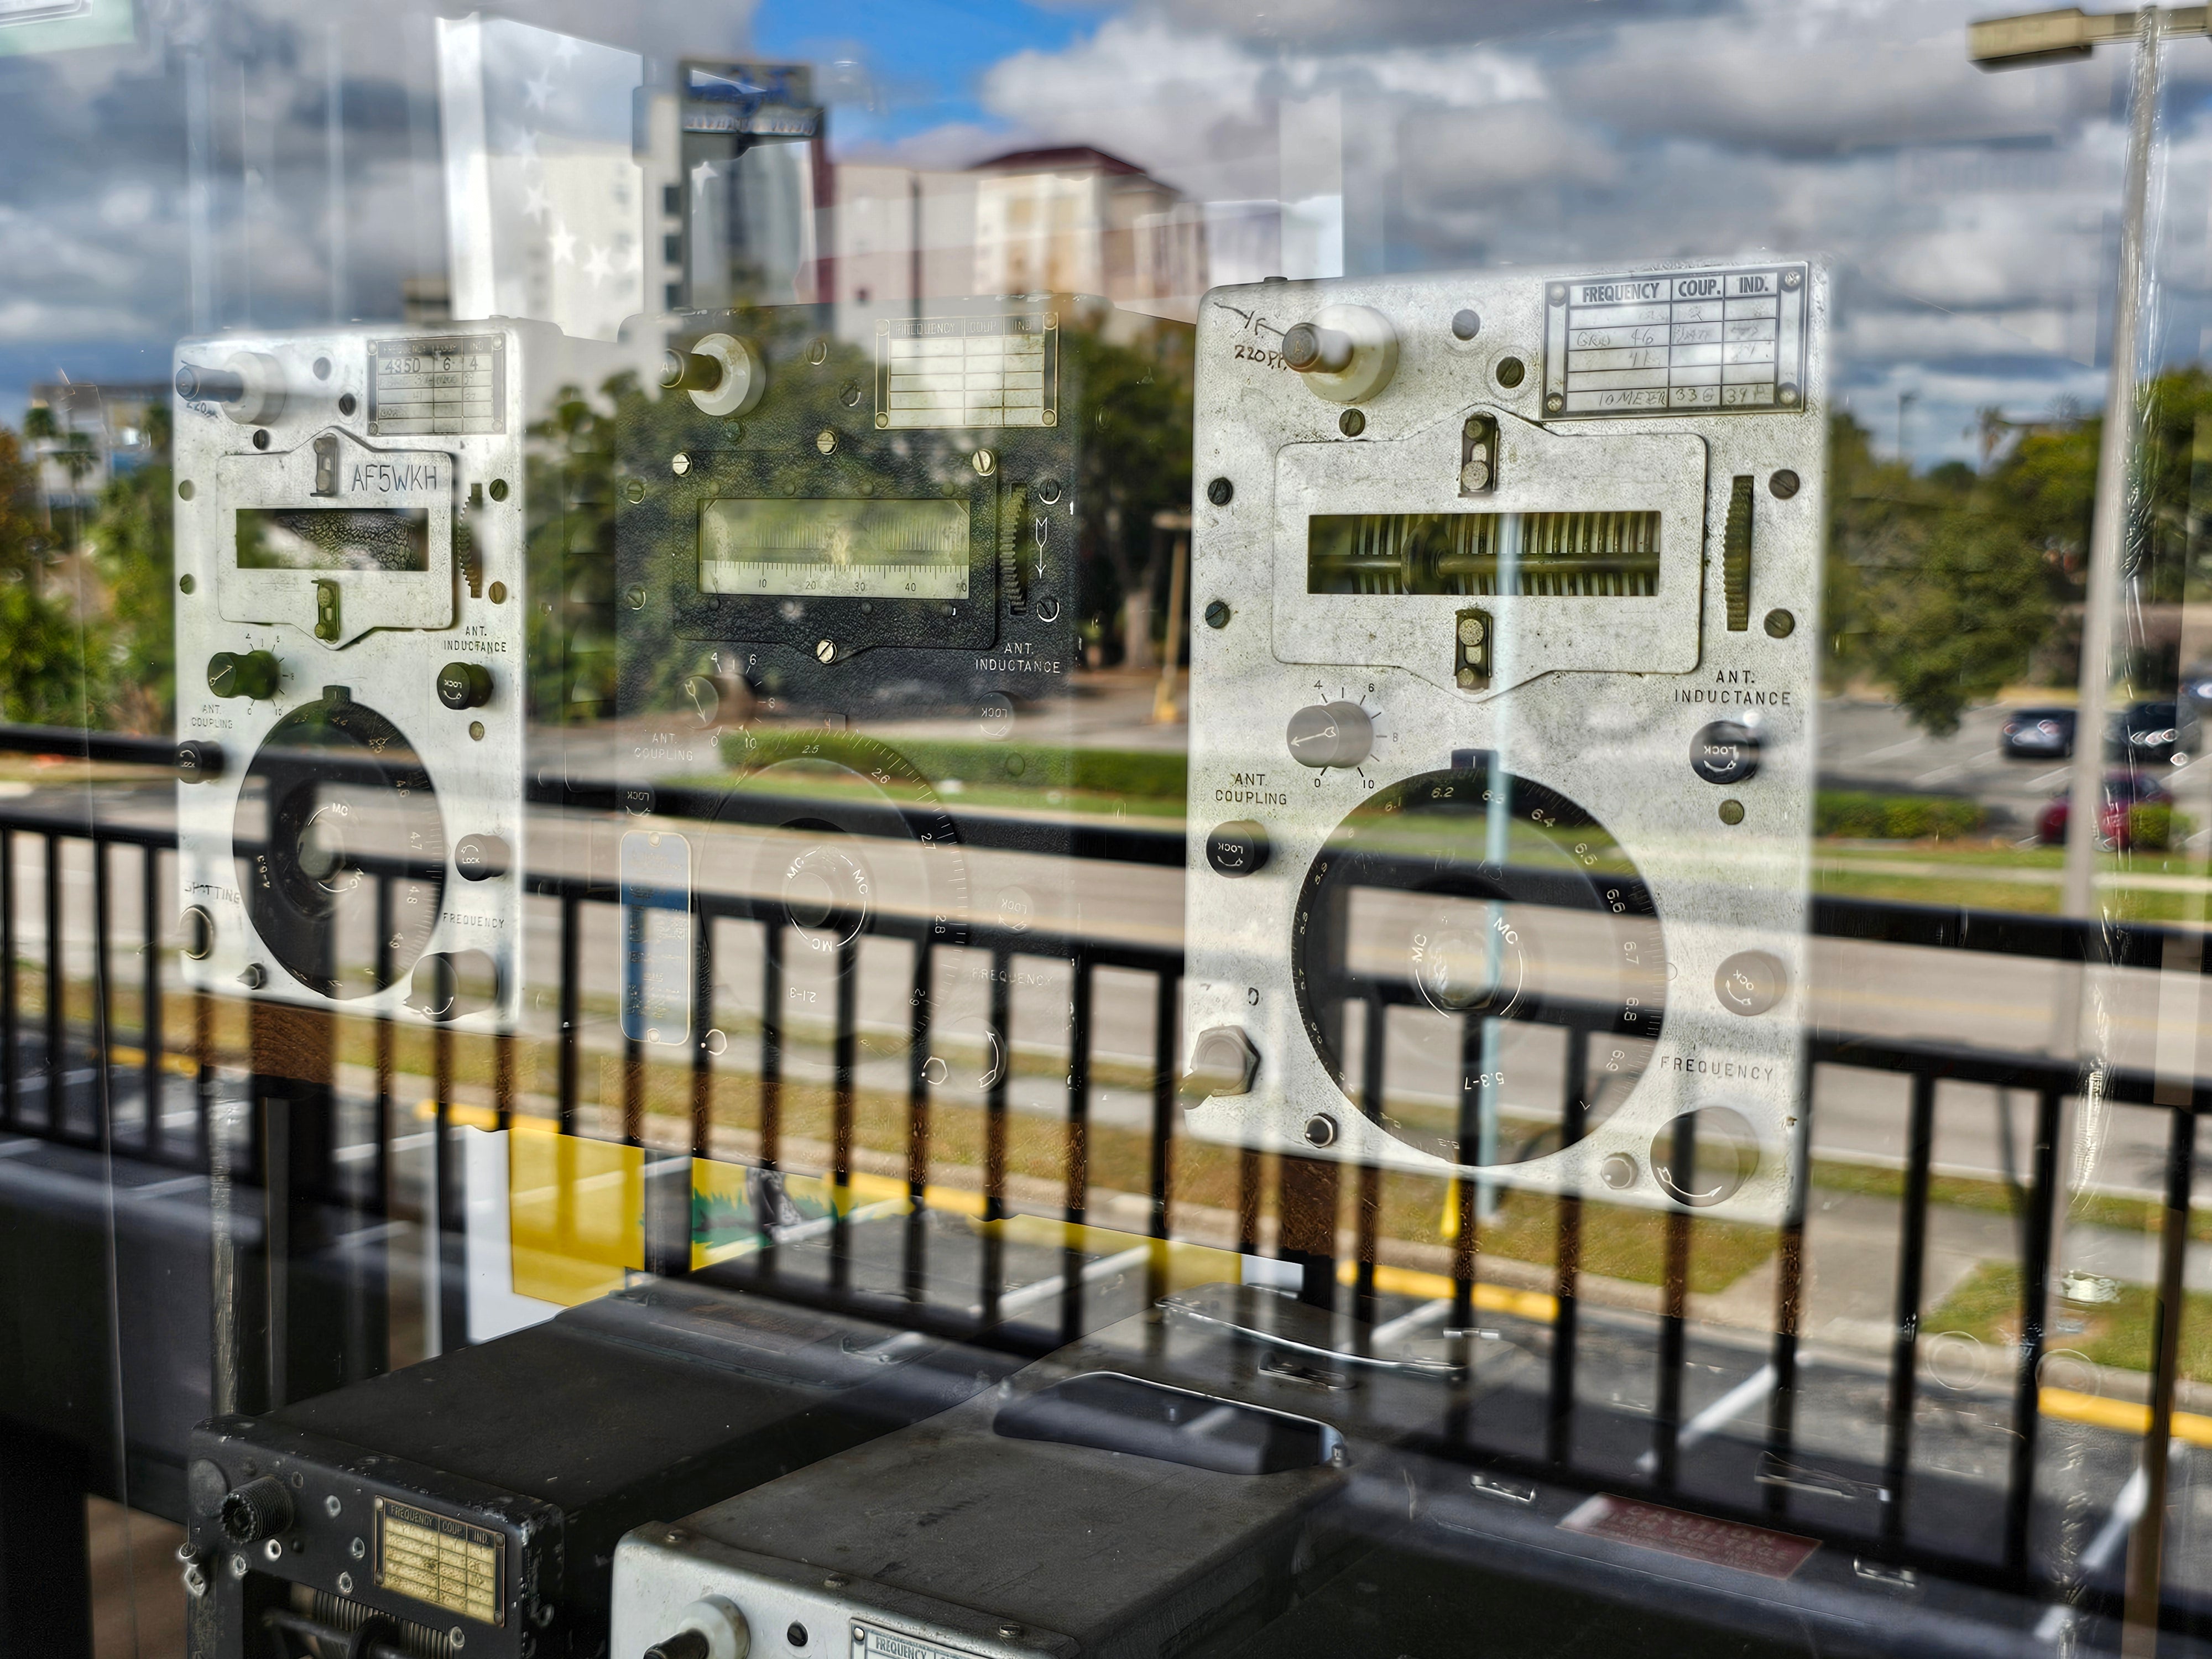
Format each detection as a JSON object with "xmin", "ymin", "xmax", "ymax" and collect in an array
[
  {"xmin": 1285, "ymin": 701, "xmax": 1374, "ymax": 769},
  {"xmin": 218, "ymin": 1475, "xmax": 293, "ymax": 1544}
]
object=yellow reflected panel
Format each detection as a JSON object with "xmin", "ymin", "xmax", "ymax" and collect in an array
[{"xmin": 507, "ymin": 1119, "xmax": 644, "ymax": 1305}]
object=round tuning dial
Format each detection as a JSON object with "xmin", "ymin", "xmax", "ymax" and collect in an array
[
  {"xmin": 207, "ymin": 650, "xmax": 280, "ymax": 701},
  {"xmin": 1285, "ymin": 701, "xmax": 1374, "ymax": 769}
]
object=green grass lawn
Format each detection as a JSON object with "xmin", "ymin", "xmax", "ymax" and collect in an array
[{"xmin": 1929, "ymin": 1260, "xmax": 2212, "ymax": 1383}]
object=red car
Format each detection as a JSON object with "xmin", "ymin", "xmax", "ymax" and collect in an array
[{"xmin": 2036, "ymin": 770, "xmax": 2171, "ymax": 848}]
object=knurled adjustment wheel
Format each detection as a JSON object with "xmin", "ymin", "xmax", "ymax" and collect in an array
[{"xmin": 218, "ymin": 1474, "xmax": 293, "ymax": 1545}]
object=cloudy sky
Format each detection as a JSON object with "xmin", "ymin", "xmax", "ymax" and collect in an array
[{"xmin": 2, "ymin": 0, "xmax": 2207, "ymax": 463}]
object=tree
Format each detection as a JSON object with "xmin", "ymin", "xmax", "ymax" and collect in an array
[
  {"xmin": 0, "ymin": 422, "xmax": 97, "ymax": 726},
  {"xmin": 85, "ymin": 403, "xmax": 174, "ymax": 732},
  {"xmin": 1825, "ymin": 404, "xmax": 2089, "ymax": 736}
]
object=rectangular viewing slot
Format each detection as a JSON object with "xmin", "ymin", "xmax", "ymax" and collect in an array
[
  {"xmin": 236, "ymin": 507, "xmax": 430, "ymax": 573},
  {"xmin": 701, "ymin": 497, "xmax": 972, "ymax": 600},
  {"xmin": 1308, "ymin": 510, "xmax": 1660, "ymax": 597}
]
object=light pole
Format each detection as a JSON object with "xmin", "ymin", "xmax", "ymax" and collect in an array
[
  {"xmin": 1969, "ymin": 12, "xmax": 2197, "ymax": 1650},
  {"xmin": 1896, "ymin": 388, "xmax": 1917, "ymax": 462}
]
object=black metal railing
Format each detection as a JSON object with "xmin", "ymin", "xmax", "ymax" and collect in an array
[{"xmin": 0, "ymin": 745, "xmax": 2203, "ymax": 1637}]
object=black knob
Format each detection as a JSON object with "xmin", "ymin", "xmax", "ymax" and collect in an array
[
  {"xmin": 645, "ymin": 1635, "xmax": 712, "ymax": 1659},
  {"xmin": 207, "ymin": 650, "xmax": 279, "ymax": 700},
  {"xmin": 436, "ymin": 661, "xmax": 493, "ymax": 711},
  {"xmin": 175, "ymin": 364, "xmax": 246, "ymax": 404},
  {"xmin": 1206, "ymin": 820, "xmax": 1270, "ymax": 878},
  {"xmin": 660, "ymin": 349, "xmax": 724, "ymax": 393},
  {"xmin": 175, "ymin": 740, "xmax": 226, "ymax": 783},
  {"xmin": 407, "ymin": 950, "xmax": 498, "ymax": 1021},
  {"xmin": 455, "ymin": 833, "xmax": 511, "ymax": 881},
  {"xmin": 219, "ymin": 1475, "xmax": 293, "ymax": 1545},
  {"xmin": 1689, "ymin": 721, "xmax": 1760, "ymax": 786}
]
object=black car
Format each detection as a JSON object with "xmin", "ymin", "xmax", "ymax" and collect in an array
[
  {"xmin": 2110, "ymin": 699, "xmax": 2198, "ymax": 764},
  {"xmin": 2001, "ymin": 706, "xmax": 2076, "ymax": 758}
]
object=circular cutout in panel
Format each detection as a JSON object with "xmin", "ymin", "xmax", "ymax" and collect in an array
[
  {"xmin": 1648, "ymin": 1105, "xmax": 1760, "ymax": 1208},
  {"xmin": 1291, "ymin": 764, "xmax": 1666, "ymax": 1166},
  {"xmin": 695, "ymin": 732, "xmax": 998, "ymax": 1091},
  {"xmin": 236, "ymin": 695, "xmax": 446, "ymax": 999}
]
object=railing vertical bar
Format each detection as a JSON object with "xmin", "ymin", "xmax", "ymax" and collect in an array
[
  {"xmin": 1451, "ymin": 1010, "xmax": 1484, "ymax": 1330},
  {"xmin": 1237, "ymin": 1148, "xmax": 1262, "ymax": 1256},
  {"xmin": 621, "ymin": 1034, "xmax": 644, "ymax": 1147},
  {"xmin": 690, "ymin": 912, "xmax": 715, "ymax": 1158},
  {"xmin": 1065, "ymin": 954, "xmax": 1093, "ymax": 1225},
  {"xmin": 830, "ymin": 935, "xmax": 858, "ymax": 1296},
  {"xmin": 2, "ymin": 826, "xmax": 14, "ymax": 1131},
  {"xmin": 91, "ymin": 837, "xmax": 112, "ymax": 1148},
  {"xmin": 759, "ymin": 924, "xmax": 783, "ymax": 1174},
  {"xmin": 1061, "ymin": 952, "xmax": 1094, "ymax": 1345},
  {"xmin": 43, "ymin": 832, "xmax": 62, "ymax": 1135},
  {"xmin": 1764, "ymin": 1044, "xmax": 1817, "ymax": 1518},
  {"xmin": 1653, "ymin": 1109, "xmax": 1694, "ymax": 1488},
  {"xmin": 2121, "ymin": 1103, "xmax": 2197, "ymax": 1634},
  {"xmin": 981, "ymin": 947, "xmax": 1013, "ymax": 1329},
  {"xmin": 557, "ymin": 891, "xmax": 580, "ymax": 1135},
  {"xmin": 1547, "ymin": 1024, "xmax": 1588, "ymax": 1465},
  {"xmin": 905, "ymin": 938, "xmax": 933, "ymax": 1304},
  {"xmin": 1146, "ymin": 967, "xmax": 1177, "ymax": 1304},
  {"xmin": 141, "ymin": 843, "xmax": 161, "ymax": 1161},
  {"xmin": 432, "ymin": 1022, "xmax": 460, "ymax": 1355},
  {"xmin": 1353, "ymin": 989, "xmax": 1387, "ymax": 1328},
  {"xmin": 373, "ymin": 878, "xmax": 393, "ymax": 1241},
  {"xmin": 1882, "ymin": 1070, "xmax": 1938, "ymax": 1547},
  {"xmin": 2002, "ymin": 1087, "xmax": 2063, "ymax": 1568}
]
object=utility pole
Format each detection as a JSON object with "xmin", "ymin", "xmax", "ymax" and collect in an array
[
  {"xmin": 1969, "ymin": 11, "xmax": 2198, "ymax": 1652},
  {"xmin": 1896, "ymin": 388, "xmax": 1918, "ymax": 462}
]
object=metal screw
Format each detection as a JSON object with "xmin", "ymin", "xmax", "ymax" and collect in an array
[
  {"xmin": 1460, "ymin": 457, "xmax": 1490, "ymax": 491},
  {"xmin": 1206, "ymin": 476, "xmax": 1233, "ymax": 507},
  {"xmin": 808, "ymin": 337, "xmax": 830, "ymax": 366},
  {"xmin": 1778, "ymin": 384, "xmax": 1800, "ymax": 405},
  {"xmin": 1458, "ymin": 617, "xmax": 1486, "ymax": 646},
  {"xmin": 816, "ymin": 639, "xmax": 837, "ymax": 664},
  {"xmin": 1782, "ymin": 269, "xmax": 1802, "ymax": 289},
  {"xmin": 818, "ymin": 429, "xmax": 839, "ymax": 455},
  {"xmin": 181, "ymin": 1561, "xmax": 208, "ymax": 1598},
  {"xmin": 1337, "ymin": 408, "xmax": 1365, "ymax": 437},
  {"xmin": 1304, "ymin": 1113, "xmax": 1338, "ymax": 1149},
  {"xmin": 1719, "ymin": 799, "xmax": 1746, "ymax": 825},
  {"xmin": 263, "ymin": 1539, "xmax": 283, "ymax": 1561},
  {"xmin": 625, "ymin": 478, "xmax": 646, "ymax": 503},
  {"xmin": 324, "ymin": 1495, "xmax": 341, "ymax": 1517},
  {"xmin": 625, "ymin": 585, "xmax": 646, "ymax": 609},
  {"xmin": 1495, "ymin": 356, "xmax": 1527, "ymax": 389},
  {"xmin": 971, "ymin": 447, "xmax": 995, "ymax": 476},
  {"xmin": 671, "ymin": 452, "xmax": 691, "ymax": 476},
  {"xmin": 1768, "ymin": 469, "xmax": 1800, "ymax": 500},
  {"xmin": 451, "ymin": 1629, "xmax": 466, "ymax": 1650},
  {"xmin": 337, "ymin": 1572, "xmax": 353, "ymax": 1594},
  {"xmin": 998, "ymin": 1626, "xmax": 1022, "ymax": 1639},
  {"xmin": 1451, "ymin": 308, "xmax": 1481, "ymax": 341},
  {"xmin": 229, "ymin": 1555, "xmax": 248, "ymax": 1579},
  {"xmin": 1600, "ymin": 1153, "xmax": 1637, "ymax": 1190},
  {"xmin": 1764, "ymin": 608, "xmax": 1796, "ymax": 639},
  {"xmin": 350, "ymin": 1537, "xmax": 365, "ymax": 1559},
  {"xmin": 1204, "ymin": 599, "xmax": 1230, "ymax": 629},
  {"xmin": 1457, "ymin": 668, "xmax": 1477, "ymax": 688},
  {"xmin": 1545, "ymin": 393, "xmax": 1565, "ymax": 413}
]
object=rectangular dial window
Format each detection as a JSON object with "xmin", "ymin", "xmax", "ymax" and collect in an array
[{"xmin": 700, "ymin": 498, "xmax": 971, "ymax": 599}]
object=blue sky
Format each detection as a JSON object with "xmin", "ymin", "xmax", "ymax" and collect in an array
[{"xmin": 750, "ymin": 0, "xmax": 1103, "ymax": 152}]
